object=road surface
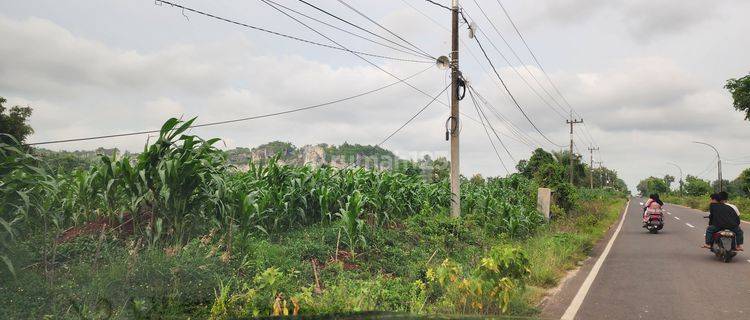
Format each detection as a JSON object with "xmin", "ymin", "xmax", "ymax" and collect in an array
[{"xmin": 543, "ymin": 198, "xmax": 750, "ymax": 319}]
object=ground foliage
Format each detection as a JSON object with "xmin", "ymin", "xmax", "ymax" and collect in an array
[{"xmin": 0, "ymin": 118, "xmax": 625, "ymax": 318}]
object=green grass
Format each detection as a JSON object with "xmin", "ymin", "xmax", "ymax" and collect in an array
[
  {"xmin": 0, "ymin": 197, "xmax": 626, "ymax": 319},
  {"xmin": 511, "ymin": 195, "xmax": 626, "ymax": 314},
  {"xmin": 1, "ymin": 118, "xmax": 628, "ymax": 318}
]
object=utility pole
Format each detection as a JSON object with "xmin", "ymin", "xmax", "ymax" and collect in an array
[
  {"xmin": 692, "ymin": 141, "xmax": 722, "ymax": 192},
  {"xmin": 566, "ymin": 113, "xmax": 583, "ymax": 185},
  {"xmin": 449, "ymin": 0, "xmax": 461, "ymax": 218},
  {"xmin": 588, "ymin": 146, "xmax": 599, "ymax": 188}
]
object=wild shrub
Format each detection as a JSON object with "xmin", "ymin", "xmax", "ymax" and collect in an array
[{"xmin": 426, "ymin": 245, "xmax": 530, "ymax": 315}]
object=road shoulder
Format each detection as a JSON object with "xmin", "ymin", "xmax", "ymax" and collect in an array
[{"xmin": 539, "ymin": 199, "xmax": 629, "ymax": 319}]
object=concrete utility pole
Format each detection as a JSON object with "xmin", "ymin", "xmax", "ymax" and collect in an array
[
  {"xmin": 588, "ymin": 146, "xmax": 599, "ymax": 188},
  {"xmin": 566, "ymin": 113, "xmax": 583, "ymax": 185},
  {"xmin": 667, "ymin": 162, "xmax": 683, "ymax": 196},
  {"xmin": 449, "ymin": 0, "xmax": 461, "ymax": 218},
  {"xmin": 692, "ymin": 141, "xmax": 722, "ymax": 192}
]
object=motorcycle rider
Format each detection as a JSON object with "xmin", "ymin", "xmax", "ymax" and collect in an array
[
  {"xmin": 642, "ymin": 193, "xmax": 663, "ymax": 225},
  {"xmin": 719, "ymin": 191, "xmax": 740, "ymax": 216},
  {"xmin": 702, "ymin": 193, "xmax": 744, "ymax": 251}
]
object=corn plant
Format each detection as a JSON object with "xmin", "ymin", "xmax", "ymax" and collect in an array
[
  {"xmin": 336, "ymin": 191, "xmax": 367, "ymax": 256},
  {"xmin": 0, "ymin": 134, "xmax": 46, "ymax": 276}
]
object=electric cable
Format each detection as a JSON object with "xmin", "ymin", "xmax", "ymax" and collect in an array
[
  {"xmin": 294, "ymin": 0, "xmax": 434, "ymax": 60},
  {"xmin": 153, "ymin": 0, "xmax": 432, "ymax": 63},
  {"xmin": 468, "ymin": 0, "xmax": 569, "ymax": 119},
  {"xmin": 470, "ymin": 86, "xmax": 540, "ymax": 148},
  {"xmin": 377, "ymin": 83, "xmax": 451, "ymax": 146},
  {"xmin": 469, "ymin": 91, "xmax": 510, "ymax": 174},
  {"xmin": 336, "ymin": 0, "xmax": 436, "ymax": 59},
  {"xmin": 494, "ymin": 0, "xmax": 601, "ymax": 149},
  {"xmin": 468, "ymin": 86, "xmax": 513, "ymax": 171},
  {"xmin": 264, "ymin": 0, "xmax": 434, "ymax": 60},
  {"xmin": 27, "ymin": 65, "xmax": 433, "ymax": 146},
  {"xmin": 471, "ymin": 32, "xmax": 565, "ymax": 147},
  {"xmin": 260, "ymin": 0, "xmax": 484, "ymax": 127}
]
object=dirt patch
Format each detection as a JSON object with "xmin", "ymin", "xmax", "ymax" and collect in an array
[
  {"xmin": 323, "ymin": 250, "xmax": 358, "ymax": 270},
  {"xmin": 55, "ymin": 212, "xmax": 138, "ymax": 244}
]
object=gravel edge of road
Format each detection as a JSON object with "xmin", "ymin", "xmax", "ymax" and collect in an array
[{"xmin": 538, "ymin": 198, "xmax": 630, "ymax": 319}]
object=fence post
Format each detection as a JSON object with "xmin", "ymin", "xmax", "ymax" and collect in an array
[{"xmin": 538, "ymin": 188, "xmax": 551, "ymax": 220}]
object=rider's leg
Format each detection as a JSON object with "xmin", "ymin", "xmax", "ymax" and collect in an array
[
  {"xmin": 705, "ymin": 225, "xmax": 719, "ymax": 247},
  {"xmin": 732, "ymin": 227, "xmax": 744, "ymax": 250}
]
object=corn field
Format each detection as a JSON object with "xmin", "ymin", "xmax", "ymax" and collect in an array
[{"xmin": 0, "ymin": 118, "xmax": 544, "ymax": 277}]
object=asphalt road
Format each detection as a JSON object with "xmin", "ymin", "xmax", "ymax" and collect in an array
[{"xmin": 548, "ymin": 198, "xmax": 750, "ymax": 320}]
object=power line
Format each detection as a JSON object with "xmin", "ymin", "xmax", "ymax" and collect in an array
[
  {"xmin": 424, "ymin": 0, "xmax": 451, "ymax": 11},
  {"xmin": 336, "ymin": 0, "xmax": 435, "ymax": 59},
  {"xmin": 261, "ymin": 0, "xmax": 485, "ymax": 130},
  {"xmin": 464, "ymin": 10, "xmax": 567, "ymax": 122},
  {"xmin": 377, "ymin": 83, "xmax": 450, "ymax": 146},
  {"xmin": 695, "ymin": 156, "xmax": 718, "ymax": 179},
  {"xmin": 293, "ymin": 0, "xmax": 433, "ymax": 60},
  {"xmin": 400, "ymin": 0, "xmax": 545, "ymax": 150},
  {"xmin": 494, "ymin": 0, "xmax": 572, "ymax": 111},
  {"xmin": 470, "ymin": 94, "xmax": 510, "ymax": 174},
  {"xmin": 470, "ymin": 86, "xmax": 538, "ymax": 149},
  {"xmin": 471, "ymin": 32, "xmax": 565, "ymax": 148},
  {"xmin": 494, "ymin": 0, "xmax": 601, "ymax": 150},
  {"xmin": 467, "ymin": 87, "xmax": 512, "ymax": 173},
  {"xmin": 467, "ymin": 1, "xmax": 569, "ymax": 119},
  {"xmin": 264, "ymin": 0, "xmax": 432, "ymax": 60},
  {"xmin": 27, "ymin": 65, "xmax": 434, "ymax": 146},
  {"xmin": 483, "ymin": 104, "xmax": 537, "ymax": 148},
  {"xmin": 153, "ymin": 0, "xmax": 432, "ymax": 64},
  {"xmin": 262, "ymin": 0, "xmax": 446, "ymax": 110}
]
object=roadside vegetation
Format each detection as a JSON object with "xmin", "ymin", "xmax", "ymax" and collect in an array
[
  {"xmin": 662, "ymin": 195, "xmax": 750, "ymax": 221},
  {"xmin": 1, "ymin": 114, "xmax": 627, "ymax": 318},
  {"xmin": 638, "ymin": 170, "xmax": 750, "ymax": 221}
]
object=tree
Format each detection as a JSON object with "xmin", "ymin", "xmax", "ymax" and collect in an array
[
  {"xmin": 636, "ymin": 177, "xmax": 669, "ymax": 196},
  {"xmin": 683, "ymin": 175, "xmax": 712, "ymax": 196},
  {"xmin": 533, "ymin": 162, "xmax": 566, "ymax": 188},
  {"xmin": 0, "ymin": 97, "xmax": 34, "ymax": 144},
  {"xmin": 516, "ymin": 148, "xmax": 555, "ymax": 179},
  {"xmin": 663, "ymin": 174, "xmax": 675, "ymax": 189},
  {"xmin": 725, "ymin": 74, "xmax": 750, "ymax": 120},
  {"xmin": 552, "ymin": 150, "xmax": 586, "ymax": 187},
  {"xmin": 430, "ymin": 157, "xmax": 450, "ymax": 182},
  {"xmin": 728, "ymin": 168, "xmax": 750, "ymax": 197},
  {"xmin": 711, "ymin": 179, "xmax": 730, "ymax": 194},
  {"xmin": 469, "ymin": 173, "xmax": 485, "ymax": 185},
  {"xmin": 394, "ymin": 159, "xmax": 423, "ymax": 179},
  {"xmin": 592, "ymin": 167, "xmax": 628, "ymax": 192}
]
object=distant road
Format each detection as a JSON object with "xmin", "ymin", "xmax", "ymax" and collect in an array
[{"xmin": 544, "ymin": 198, "xmax": 750, "ymax": 319}]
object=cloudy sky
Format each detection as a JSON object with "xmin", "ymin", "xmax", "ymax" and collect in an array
[{"xmin": 2, "ymin": 0, "xmax": 749, "ymax": 190}]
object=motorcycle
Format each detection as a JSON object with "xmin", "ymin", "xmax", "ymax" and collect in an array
[
  {"xmin": 704, "ymin": 216, "xmax": 738, "ymax": 263},
  {"xmin": 643, "ymin": 208, "xmax": 664, "ymax": 234}
]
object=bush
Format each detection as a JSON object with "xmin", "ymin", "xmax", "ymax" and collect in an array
[{"xmin": 425, "ymin": 245, "xmax": 530, "ymax": 315}]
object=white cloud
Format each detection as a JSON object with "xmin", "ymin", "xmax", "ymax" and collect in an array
[
  {"xmin": 530, "ymin": 0, "xmax": 729, "ymax": 41},
  {"xmin": 1, "ymin": 0, "xmax": 749, "ymax": 193}
]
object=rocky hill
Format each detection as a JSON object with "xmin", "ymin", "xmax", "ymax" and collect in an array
[
  {"xmin": 33, "ymin": 141, "xmax": 407, "ymax": 173},
  {"xmin": 227, "ymin": 141, "xmax": 400, "ymax": 171}
]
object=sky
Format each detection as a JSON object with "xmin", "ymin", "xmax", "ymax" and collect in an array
[{"xmin": 1, "ymin": 0, "xmax": 749, "ymax": 191}]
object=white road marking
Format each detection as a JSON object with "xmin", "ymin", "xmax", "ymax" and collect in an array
[
  {"xmin": 686, "ymin": 223, "xmax": 695, "ymax": 228},
  {"xmin": 561, "ymin": 200, "xmax": 630, "ymax": 320},
  {"xmin": 747, "ymin": 260, "xmax": 750, "ymax": 264},
  {"xmin": 674, "ymin": 216, "xmax": 681, "ymax": 220},
  {"xmin": 667, "ymin": 212, "xmax": 672, "ymax": 215},
  {"xmin": 639, "ymin": 202, "xmax": 644, "ymax": 206}
]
